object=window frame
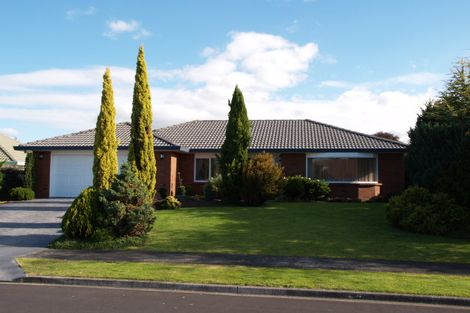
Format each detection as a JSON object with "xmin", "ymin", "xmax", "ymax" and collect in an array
[
  {"xmin": 305, "ymin": 152, "xmax": 379, "ymax": 184},
  {"xmin": 194, "ymin": 153, "xmax": 218, "ymax": 183}
]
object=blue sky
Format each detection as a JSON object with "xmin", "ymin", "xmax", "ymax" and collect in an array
[{"xmin": 0, "ymin": 0, "xmax": 469, "ymax": 142}]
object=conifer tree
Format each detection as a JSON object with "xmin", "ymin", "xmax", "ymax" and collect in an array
[
  {"xmin": 93, "ymin": 68, "xmax": 118, "ymax": 190},
  {"xmin": 219, "ymin": 86, "xmax": 251, "ymax": 203},
  {"xmin": 128, "ymin": 46, "xmax": 157, "ymax": 198}
]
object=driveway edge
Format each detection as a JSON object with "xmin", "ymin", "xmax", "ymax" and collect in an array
[{"xmin": 16, "ymin": 275, "xmax": 470, "ymax": 307}]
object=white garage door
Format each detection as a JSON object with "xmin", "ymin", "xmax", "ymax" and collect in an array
[{"xmin": 50, "ymin": 151, "xmax": 128, "ymax": 198}]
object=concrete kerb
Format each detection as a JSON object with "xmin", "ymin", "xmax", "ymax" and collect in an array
[{"xmin": 16, "ymin": 276, "xmax": 470, "ymax": 307}]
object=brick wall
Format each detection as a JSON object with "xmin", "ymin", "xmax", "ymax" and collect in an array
[
  {"xmin": 281, "ymin": 153, "xmax": 306, "ymax": 176},
  {"xmin": 34, "ymin": 151, "xmax": 50, "ymax": 198},
  {"xmin": 378, "ymin": 152, "xmax": 405, "ymax": 197}
]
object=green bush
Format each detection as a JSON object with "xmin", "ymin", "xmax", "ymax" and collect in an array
[
  {"xmin": 283, "ymin": 176, "xmax": 305, "ymax": 200},
  {"xmin": 155, "ymin": 196, "xmax": 181, "ymax": 210},
  {"xmin": 100, "ymin": 163, "xmax": 156, "ymax": 237},
  {"xmin": 241, "ymin": 153, "xmax": 284, "ymax": 206},
  {"xmin": 0, "ymin": 167, "xmax": 24, "ymax": 200},
  {"xmin": 62, "ymin": 187, "xmax": 100, "ymax": 239},
  {"xmin": 185, "ymin": 184, "xmax": 195, "ymax": 196},
  {"xmin": 386, "ymin": 186, "xmax": 468, "ymax": 235},
  {"xmin": 204, "ymin": 174, "xmax": 222, "ymax": 201},
  {"xmin": 303, "ymin": 178, "xmax": 330, "ymax": 201},
  {"xmin": 176, "ymin": 172, "xmax": 186, "ymax": 196},
  {"xmin": 0, "ymin": 161, "xmax": 4, "ymax": 192},
  {"xmin": 8, "ymin": 187, "xmax": 35, "ymax": 200},
  {"xmin": 283, "ymin": 176, "xmax": 330, "ymax": 201}
]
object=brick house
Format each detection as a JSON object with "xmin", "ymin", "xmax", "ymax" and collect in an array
[{"xmin": 15, "ymin": 119, "xmax": 407, "ymax": 201}]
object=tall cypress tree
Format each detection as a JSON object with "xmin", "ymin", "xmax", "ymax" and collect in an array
[
  {"xmin": 93, "ymin": 68, "xmax": 118, "ymax": 190},
  {"xmin": 219, "ymin": 86, "xmax": 252, "ymax": 203},
  {"xmin": 128, "ymin": 46, "xmax": 157, "ymax": 198}
]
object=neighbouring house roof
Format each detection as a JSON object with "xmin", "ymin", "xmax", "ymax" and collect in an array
[
  {"xmin": 15, "ymin": 119, "xmax": 407, "ymax": 153},
  {"xmin": 0, "ymin": 133, "xmax": 26, "ymax": 166},
  {"xmin": 156, "ymin": 119, "xmax": 407, "ymax": 152},
  {"xmin": 15, "ymin": 122, "xmax": 183, "ymax": 151}
]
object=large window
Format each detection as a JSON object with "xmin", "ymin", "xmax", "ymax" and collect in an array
[
  {"xmin": 195, "ymin": 156, "xmax": 219, "ymax": 182},
  {"xmin": 307, "ymin": 153, "xmax": 377, "ymax": 183}
]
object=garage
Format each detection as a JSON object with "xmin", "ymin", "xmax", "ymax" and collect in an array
[{"xmin": 49, "ymin": 151, "xmax": 128, "ymax": 197}]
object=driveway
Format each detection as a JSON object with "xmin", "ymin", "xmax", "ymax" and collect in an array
[{"xmin": 0, "ymin": 199, "xmax": 70, "ymax": 281}]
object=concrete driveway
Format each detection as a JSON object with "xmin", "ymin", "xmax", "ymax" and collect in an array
[{"xmin": 0, "ymin": 199, "xmax": 71, "ymax": 281}]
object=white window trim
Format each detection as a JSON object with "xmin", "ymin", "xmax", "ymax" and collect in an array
[
  {"xmin": 305, "ymin": 152, "xmax": 379, "ymax": 184},
  {"xmin": 194, "ymin": 153, "xmax": 217, "ymax": 183}
]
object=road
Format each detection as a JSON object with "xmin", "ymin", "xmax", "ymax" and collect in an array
[
  {"xmin": 0, "ymin": 199, "xmax": 70, "ymax": 280},
  {"xmin": 0, "ymin": 283, "xmax": 467, "ymax": 313}
]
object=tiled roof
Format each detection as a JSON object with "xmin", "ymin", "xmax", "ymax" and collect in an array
[
  {"xmin": 156, "ymin": 120, "xmax": 407, "ymax": 151},
  {"xmin": 16, "ymin": 119, "xmax": 407, "ymax": 152},
  {"xmin": 0, "ymin": 133, "xmax": 25, "ymax": 165},
  {"xmin": 16, "ymin": 122, "xmax": 179, "ymax": 151}
]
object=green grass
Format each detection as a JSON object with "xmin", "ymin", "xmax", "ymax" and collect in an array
[
  {"xmin": 17, "ymin": 258, "xmax": 470, "ymax": 298},
  {"xmin": 52, "ymin": 202, "xmax": 470, "ymax": 263}
]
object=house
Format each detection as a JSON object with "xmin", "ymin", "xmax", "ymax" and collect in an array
[
  {"xmin": 15, "ymin": 119, "xmax": 407, "ymax": 200},
  {"xmin": 0, "ymin": 133, "xmax": 26, "ymax": 167}
]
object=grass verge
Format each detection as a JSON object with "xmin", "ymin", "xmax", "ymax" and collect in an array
[
  {"xmin": 17, "ymin": 258, "xmax": 470, "ymax": 298},
  {"xmin": 51, "ymin": 202, "xmax": 470, "ymax": 264}
]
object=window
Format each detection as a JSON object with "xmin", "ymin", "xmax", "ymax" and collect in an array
[
  {"xmin": 307, "ymin": 153, "xmax": 377, "ymax": 183},
  {"xmin": 195, "ymin": 156, "xmax": 219, "ymax": 182}
]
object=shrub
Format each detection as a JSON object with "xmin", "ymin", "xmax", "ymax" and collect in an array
[
  {"xmin": 241, "ymin": 153, "xmax": 284, "ymax": 205},
  {"xmin": 155, "ymin": 196, "xmax": 181, "ymax": 210},
  {"xmin": 283, "ymin": 176, "xmax": 305, "ymax": 200},
  {"xmin": 283, "ymin": 176, "xmax": 330, "ymax": 201},
  {"xmin": 0, "ymin": 161, "xmax": 4, "ymax": 192},
  {"xmin": 8, "ymin": 187, "xmax": 35, "ymax": 200},
  {"xmin": 386, "ymin": 186, "xmax": 468, "ymax": 235},
  {"xmin": 100, "ymin": 163, "xmax": 155, "ymax": 237},
  {"xmin": 62, "ymin": 187, "xmax": 100, "ymax": 239},
  {"xmin": 204, "ymin": 174, "xmax": 222, "ymax": 201},
  {"xmin": 0, "ymin": 167, "xmax": 24, "ymax": 200},
  {"xmin": 303, "ymin": 179, "xmax": 330, "ymax": 201}
]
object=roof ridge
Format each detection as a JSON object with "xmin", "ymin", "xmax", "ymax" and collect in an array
[
  {"xmin": 19, "ymin": 122, "xmax": 130, "ymax": 147},
  {"xmin": 304, "ymin": 119, "xmax": 408, "ymax": 146}
]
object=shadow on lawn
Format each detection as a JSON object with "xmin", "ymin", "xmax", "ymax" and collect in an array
[{"xmin": 150, "ymin": 202, "xmax": 470, "ymax": 263}]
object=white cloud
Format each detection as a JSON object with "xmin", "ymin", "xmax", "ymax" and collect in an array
[
  {"xmin": 0, "ymin": 32, "xmax": 438, "ymax": 142},
  {"xmin": 0, "ymin": 128, "xmax": 19, "ymax": 139},
  {"xmin": 66, "ymin": 6, "xmax": 96, "ymax": 20},
  {"xmin": 104, "ymin": 20, "xmax": 151, "ymax": 39}
]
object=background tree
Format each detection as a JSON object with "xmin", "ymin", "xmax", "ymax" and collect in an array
[
  {"xmin": 219, "ymin": 86, "xmax": 251, "ymax": 203},
  {"xmin": 128, "ymin": 46, "xmax": 157, "ymax": 199},
  {"xmin": 373, "ymin": 131, "xmax": 400, "ymax": 141},
  {"xmin": 93, "ymin": 68, "xmax": 118, "ymax": 190},
  {"xmin": 407, "ymin": 59, "xmax": 470, "ymax": 206}
]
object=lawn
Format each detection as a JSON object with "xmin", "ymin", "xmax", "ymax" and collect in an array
[
  {"xmin": 18, "ymin": 258, "xmax": 470, "ymax": 298},
  {"xmin": 52, "ymin": 202, "xmax": 470, "ymax": 263}
]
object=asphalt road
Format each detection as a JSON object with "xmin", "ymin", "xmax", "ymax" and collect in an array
[
  {"xmin": 0, "ymin": 283, "xmax": 468, "ymax": 313},
  {"xmin": 0, "ymin": 199, "xmax": 70, "ymax": 280}
]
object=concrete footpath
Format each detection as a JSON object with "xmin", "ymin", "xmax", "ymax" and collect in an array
[{"xmin": 30, "ymin": 249, "xmax": 470, "ymax": 275}]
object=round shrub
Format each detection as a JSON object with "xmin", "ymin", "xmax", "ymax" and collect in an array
[
  {"xmin": 8, "ymin": 187, "xmax": 35, "ymax": 200},
  {"xmin": 283, "ymin": 176, "xmax": 305, "ymax": 200},
  {"xmin": 100, "ymin": 163, "xmax": 156, "ymax": 237},
  {"xmin": 241, "ymin": 153, "xmax": 284, "ymax": 206},
  {"xmin": 62, "ymin": 187, "xmax": 100, "ymax": 239},
  {"xmin": 386, "ymin": 186, "xmax": 468, "ymax": 235},
  {"xmin": 303, "ymin": 178, "xmax": 330, "ymax": 201},
  {"xmin": 155, "ymin": 196, "xmax": 181, "ymax": 210}
]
